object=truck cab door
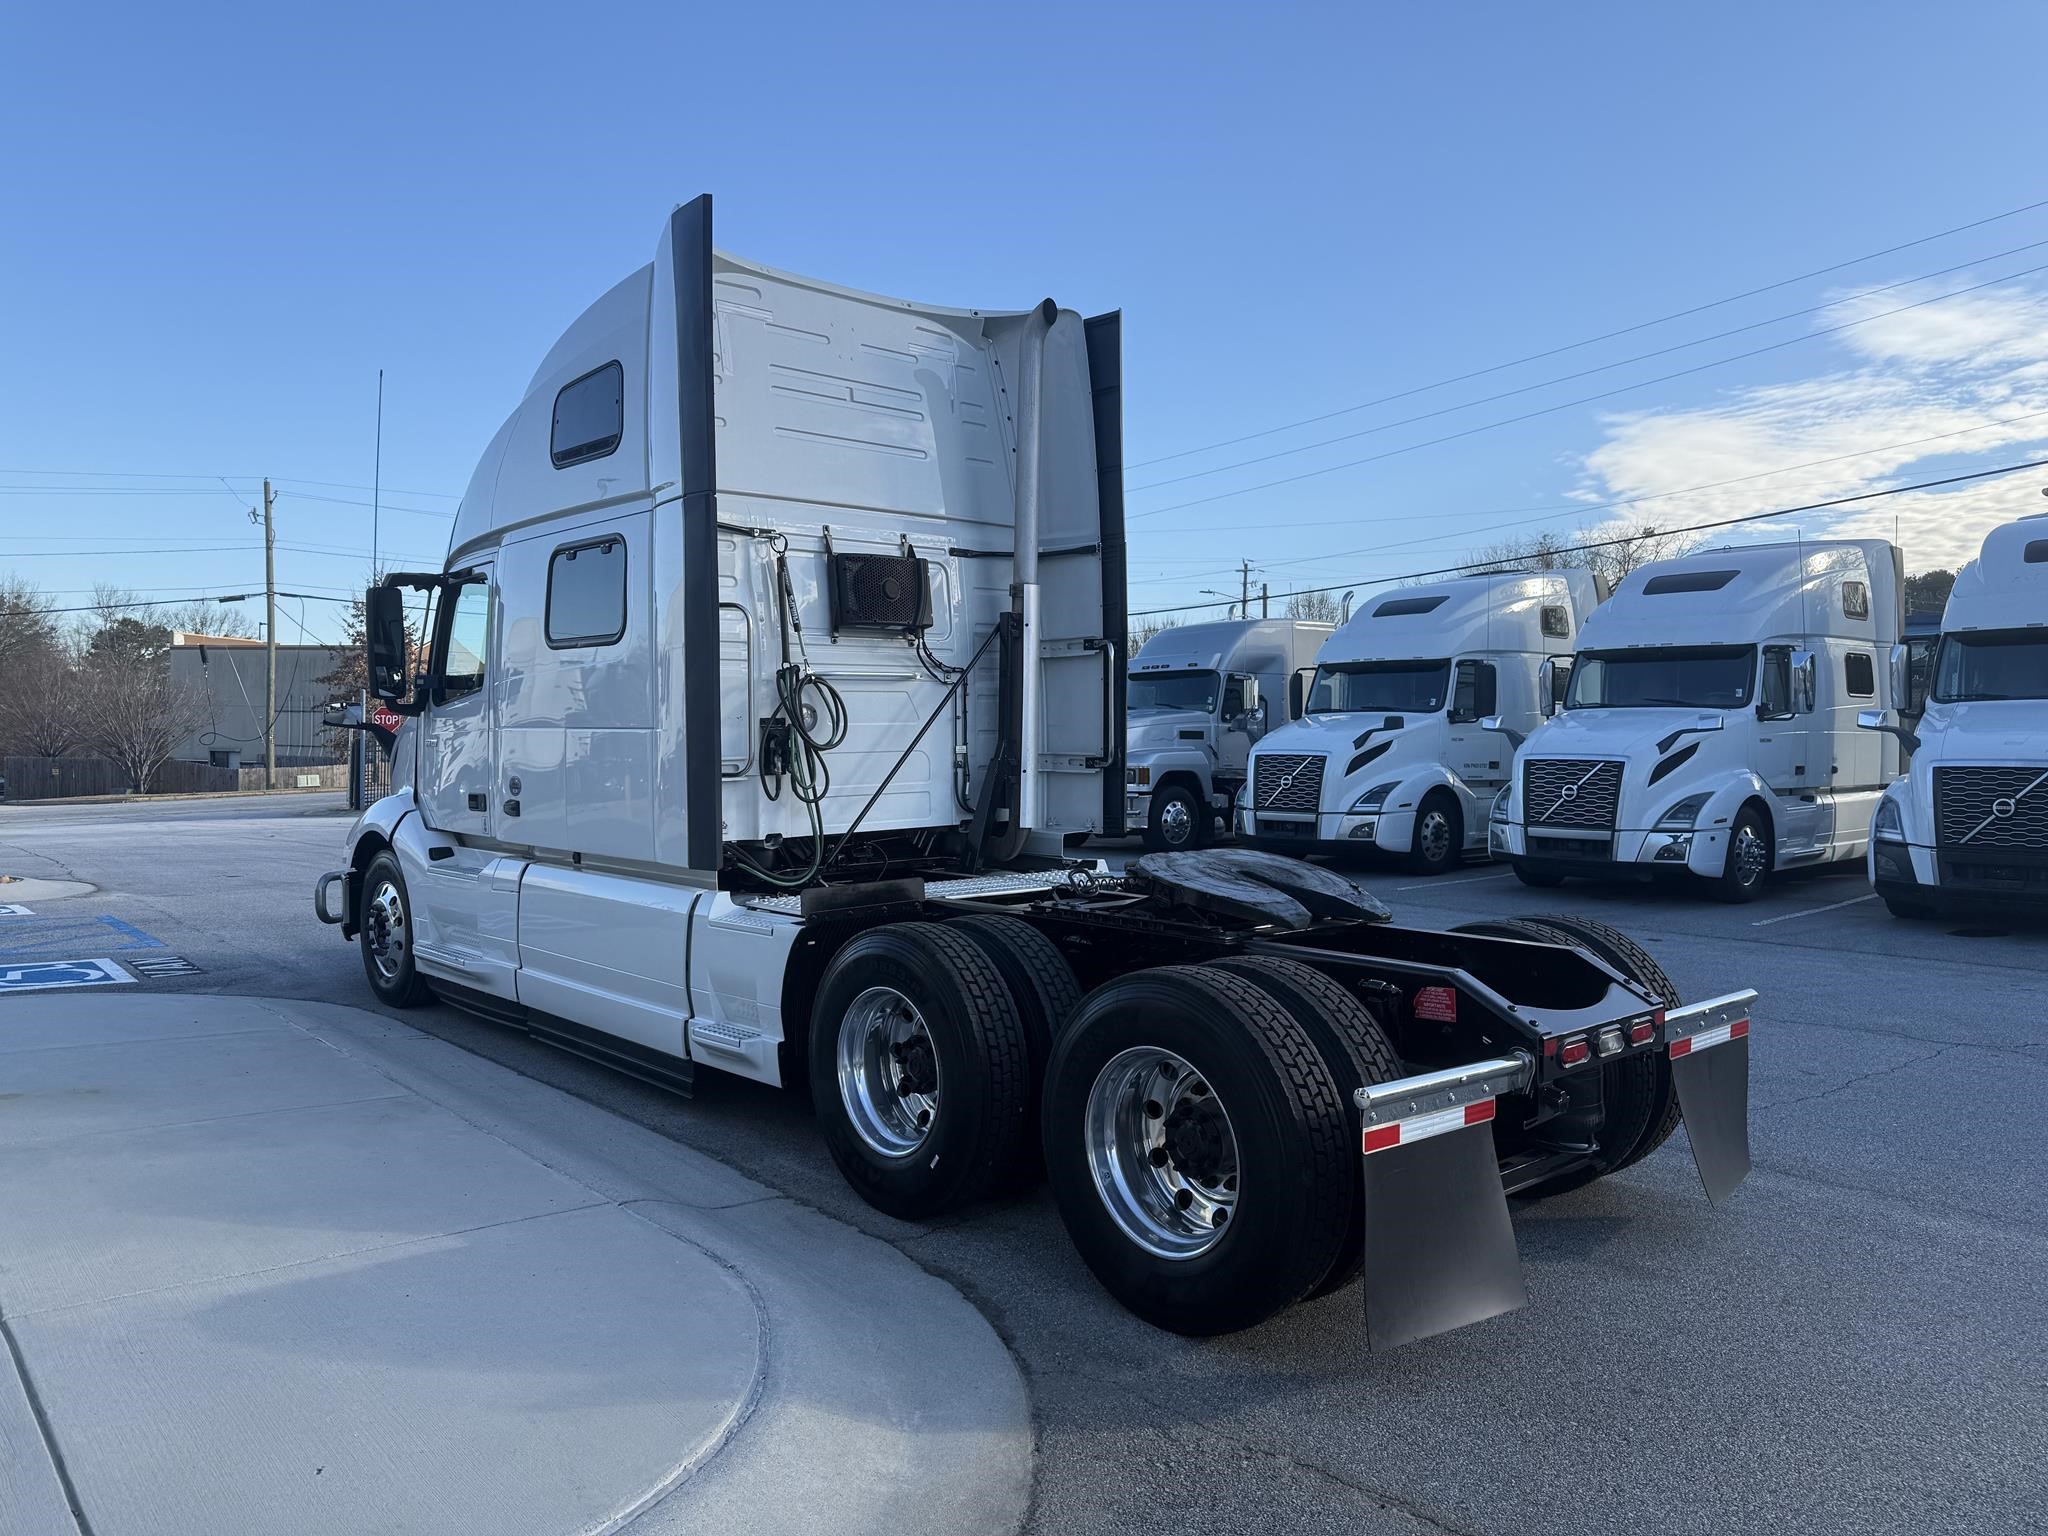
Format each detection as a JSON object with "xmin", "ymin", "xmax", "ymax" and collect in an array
[
  {"xmin": 1217, "ymin": 673, "xmax": 1258, "ymax": 787},
  {"xmin": 418, "ymin": 567, "xmax": 496, "ymax": 836},
  {"xmin": 1446, "ymin": 660, "xmax": 1504, "ymax": 788},
  {"xmin": 1755, "ymin": 644, "xmax": 1822, "ymax": 857}
]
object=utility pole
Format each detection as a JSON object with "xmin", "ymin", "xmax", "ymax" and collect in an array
[
  {"xmin": 263, "ymin": 478, "xmax": 277, "ymax": 790},
  {"xmin": 1261, "ymin": 582, "xmax": 1269, "ymax": 618},
  {"xmin": 1240, "ymin": 559, "xmax": 1252, "ymax": 618}
]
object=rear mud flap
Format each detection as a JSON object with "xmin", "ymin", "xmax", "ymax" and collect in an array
[
  {"xmin": 1357, "ymin": 1055, "xmax": 1531, "ymax": 1351},
  {"xmin": 1664, "ymin": 992, "xmax": 1757, "ymax": 1205}
]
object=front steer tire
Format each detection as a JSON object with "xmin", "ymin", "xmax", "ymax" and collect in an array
[
  {"xmin": 1403, "ymin": 790, "xmax": 1463, "ymax": 876},
  {"xmin": 358, "ymin": 850, "xmax": 433, "ymax": 1009},
  {"xmin": 1042, "ymin": 965, "xmax": 1353, "ymax": 1336},
  {"xmin": 810, "ymin": 922, "xmax": 1033, "ymax": 1220},
  {"xmin": 1144, "ymin": 782, "xmax": 1206, "ymax": 853}
]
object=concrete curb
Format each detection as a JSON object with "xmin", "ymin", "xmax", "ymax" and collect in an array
[{"xmin": 2, "ymin": 995, "xmax": 1032, "ymax": 1536}]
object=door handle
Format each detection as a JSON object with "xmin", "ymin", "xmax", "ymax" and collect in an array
[
  {"xmin": 467, "ymin": 792, "xmax": 487, "ymax": 812},
  {"xmin": 503, "ymin": 799, "xmax": 521, "ymax": 817}
]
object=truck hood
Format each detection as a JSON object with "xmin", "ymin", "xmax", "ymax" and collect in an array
[
  {"xmin": 1521, "ymin": 707, "xmax": 1730, "ymax": 762},
  {"xmin": 1128, "ymin": 708, "xmax": 1215, "ymax": 752},
  {"xmin": 1912, "ymin": 698, "xmax": 2048, "ymax": 768},
  {"xmin": 1258, "ymin": 711, "xmax": 1413, "ymax": 746}
]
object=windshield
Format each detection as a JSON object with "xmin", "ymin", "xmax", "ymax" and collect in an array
[
  {"xmin": 1128, "ymin": 668, "xmax": 1220, "ymax": 714},
  {"xmin": 1306, "ymin": 659, "xmax": 1450, "ymax": 713},
  {"xmin": 1932, "ymin": 629, "xmax": 2048, "ymax": 702},
  {"xmin": 1566, "ymin": 646, "xmax": 1755, "ymax": 710}
]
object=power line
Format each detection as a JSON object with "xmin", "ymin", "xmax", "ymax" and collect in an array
[
  {"xmin": 0, "ymin": 467, "xmax": 459, "ymax": 499},
  {"xmin": 1129, "ymin": 239, "xmax": 2048, "ymax": 495},
  {"xmin": 4, "ymin": 591, "xmax": 355, "ymax": 617},
  {"xmin": 1124, "ymin": 403, "xmax": 2048, "ymax": 586},
  {"xmin": 1127, "ymin": 193, "xmax": 2048, "ymax": 471},
  {"xmin": 1128, "ymin": 454, "xmax": 2048, "ymax": 618},
  {"xmin": 1126, "ymin": 258, "xmax": 2048, "ymax": 524}
]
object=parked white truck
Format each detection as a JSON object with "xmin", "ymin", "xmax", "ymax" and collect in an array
[
  {"xmin": 1491, "ymin": 539, "xmax": 1904, "ymax": 901},
  {"xmin": 314, "ymin": 196, "xmax": 1760, "ymax": 1344},
  {"xmin": 1125, "ymin": 618, "xmax": 1331, "ymax": 850},
  {"xmin": 1239, "ymin": 571, "xmax": 1596, "ymax": 874},
  {"xmin": 1862, "ymin": 514, "xmax": 2048, "ymax": 919}
]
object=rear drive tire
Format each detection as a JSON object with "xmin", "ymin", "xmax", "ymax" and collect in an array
[
  {"xmin": 1512, "ymin": 859, "xmax": 1567, "ymax": 889},
  {"xmin": 948, "ymin": 914, "xmax": 1083, "ymax": 1184},
  {"xmin": 1042, "ymin": 965, "xmax": 1353, "ymax": 1335},
  {"xmin": 811, "ymin": 922, "xmax": 1033, "ymax": 1219},
  {"xmin": 1453, "ymin": 916, "xmax": 1684, "ymax": 1197},
  {"xmin": 1708, "ymin": 806, "xmax": 1772, "ymax": 904},
  {"xmin": 1206, "ymin": 955, "xmax": 1403, "ymax": 1298},
  {"xmin": 1403, "ymin": 791, "xmax": 1462, "ymax": 876},
  {"xmin": 358, "ymin": 850, "xmax": 432, "ymax": 1008},
  {"xmin": 1145, "ymin": 782, "xmax": 1206, "ymax": 852}
]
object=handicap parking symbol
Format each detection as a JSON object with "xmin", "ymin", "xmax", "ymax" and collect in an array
[{"xmin": 0, "ymin": 958, "xmax": 134, "ymax": 993}]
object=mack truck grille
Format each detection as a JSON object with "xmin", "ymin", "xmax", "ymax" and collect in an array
[
  {"xmin": 1935, "ymin": 766, "xmax": 2048, "ymax": 850},
  {"xmin": 1523, "ymin": 759, "xmax": 1623, "ymax": 830},
  {"xmin": 1253, "ymin": 753, "xmax": 1326, "ymax": 813}
]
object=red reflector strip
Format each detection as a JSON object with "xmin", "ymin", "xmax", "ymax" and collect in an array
[
  {"xmin": 1362, "ymin": 1097, "xmax": 1497, "ymax": 1155},
  {"xmin": 1670, "ymin": 1018, "xmax": 1749, "ymax": 1058}
]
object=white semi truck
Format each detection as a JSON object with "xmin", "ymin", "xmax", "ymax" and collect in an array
[
  {"xmin": 1124, "ymin": 618, "xmax": 1331, "ymax": 850},
  {"xmin": 315, "ymin": 196, "xmax": 1759, "ymax": 1344},
  {"xmin": 1492, "ymin": 539, "xmax": 1904, "ymax": 901},
  {"xmin": 1239, "ymin": 571, "xmax": 1596, "ymax": 874},
  {"xmin": 1861, "ymin": 514, "xmax": 2048, "ymax": 919}
]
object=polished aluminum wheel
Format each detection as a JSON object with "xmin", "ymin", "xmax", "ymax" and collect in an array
[
  {"xmin": 1085, "ymin": 1046, "xmax": 1240, "ymax": 1260},
  {"xmin": 364, "ymin": 877, "xmax": 409, "ymax": 981},
  {"xmin": 836, "ymin": 985, "xmax": 939, "ymax": 1158},
  {"xmin": 1158, "ymin": 795, "xmax": 1195, "ymax": 847},
  {"xmin": 1731, "ymin": 823, "xmax": 1769, "ymax": 886},
  {"xmin": 1417, "ymin": 806, "xmax": 1454, "ymax": 864}
]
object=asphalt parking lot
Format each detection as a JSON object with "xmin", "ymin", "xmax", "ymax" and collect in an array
[{"xmin": 3, "ymin": 797, "xmax": 2044, "ymax": 1536}]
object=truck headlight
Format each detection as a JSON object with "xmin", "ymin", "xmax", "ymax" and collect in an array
[
  {"xmin": 1490, "ymin": 787, "xmax": 1512, "ymax": 824},
  {"xmin": 1127, "ymin": 765, "xmax": 1151, "ymax": 788},
  {"xmin": 1874, "ymin": 796, "xmax": 1905, "ymax": 842},
  {"xmin": 1655, "ymin": 792, "xmax": 1711, "ymax": 830},
  {"xmin": 1351, "ymin": 781, "xmax": 1398, "ymax": 812}
]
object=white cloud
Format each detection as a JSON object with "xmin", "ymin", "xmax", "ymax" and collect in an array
[{"xmin": 1569, "ymin": 270, "xmax": 2048, "ymax": 572}]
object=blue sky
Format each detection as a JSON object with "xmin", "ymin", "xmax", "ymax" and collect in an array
[{"xmin": 6, "ymin": 1, "xmax": 2048, "ymax": 641}]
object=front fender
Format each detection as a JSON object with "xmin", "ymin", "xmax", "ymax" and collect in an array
[
  {"xmin": 344, "ymin": 786, "xmax": 418, "ymax": 866},
  {"xmin": 1680, "ymin": 770, "xmax": 1773, "ymax": 878},
  {"xmin": 1135, "ymin": 750, "xmax": 1216, "ymax": 796}
]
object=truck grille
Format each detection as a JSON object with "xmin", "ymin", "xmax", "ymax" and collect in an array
[
  {"xmin": 1935, "ymin": 766, "xmax": 2048, "ymax": 850},
  {"xmin": 1523, "ymin": 758, "xmax": 1623, "ymax": 830},
  {"xmin": 1253, "ymin": 753, "xmax": 1325, "ymax": 813}
]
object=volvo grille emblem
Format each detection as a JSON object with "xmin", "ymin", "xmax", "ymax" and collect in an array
[
  {"xmin": 1992, "ymin": 797, "xmax": 2018, "ymax": 819},
  {"xmin": 1278, "ymin": 773, "xmax": 1296, "ymax": 792},
  {"xmin": 1559, "ymin": 783, "xmax": 1579, "ymax": 801}
]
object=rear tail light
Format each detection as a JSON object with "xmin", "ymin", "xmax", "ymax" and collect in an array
[
  {"xmin": 1559, "ymin": 1036, "xmax": 1590, "ymax": 1068},
  {"xmin": 1628, "ymin": 1020, "xmax": 1655, "ymax": 1046}
]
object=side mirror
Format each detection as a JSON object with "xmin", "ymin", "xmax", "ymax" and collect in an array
[
  {"xmin": 1859, "ymin": 706, "xmax": 1921, "ymax": 755},
  {"xmin": 365, "ymin": 586, "xmax": 416, "ymax": 710},
  {"xmin": 1478, "ymin": 714, "xmax": 1504, "ymax": 733},
  {"xmin": 1790, "ymin": 650, "xmax": 1818, "ymax": 714},
  {"xmin": 1245, "ymin": 702, "xmax": 1269, "ymax": 741},
  {"xmin": 1537, "ymin": 656, "xmax": 1569, "ymax": 717},
  {"xmin": 1480, "ymin": 714, "xmax": 1526, "ymax": 750}
]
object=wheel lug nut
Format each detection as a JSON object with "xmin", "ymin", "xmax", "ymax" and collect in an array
[
  {"xmin": 916, "ymin": 1109, "xmax": 931, "ymax": 1128},
  {"xmin": 1143, "ymin": 1099, "xmax": 1163, "ymax": 1119},
  {"xmin": 1175, "ymin": 1188, "xmax": 1193, "ymax": 1210},
  {"xmin": 1189, "ymin": 1081, "xmax": 1209, "ymax": 1098},
  {"xmin": 1149, "ymin": 1147, "xmax": 1168, "ymax": 1167},
  {"xmin": 1212, "ymin": 1209, "xmax": 1228, "ymax": 1227}
]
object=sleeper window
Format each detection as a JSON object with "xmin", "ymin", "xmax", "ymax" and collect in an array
[
  {"xmin": 1842, "ymin": 581, "xmax": 1869, "ymax": 621},
  {"xmin": 547, "ymin": 537, "xmax": 628, "ymax": 648},
  {"xmin": 1845, "ymin": 651, "xmax": 1875, "ymax": 698},
  {"xmin": 551, "ymin": 361, "xmax": 624, "ymax": 467}
]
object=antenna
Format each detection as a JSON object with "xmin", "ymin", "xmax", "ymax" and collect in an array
[{"xmin": 372, "ymin": 369, "xmax": 384, "ymax": 575}]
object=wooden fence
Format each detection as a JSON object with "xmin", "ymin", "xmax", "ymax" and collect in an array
[{"xmin": 0, "ymin": 755, "xmax": 240, "ymax": 800}]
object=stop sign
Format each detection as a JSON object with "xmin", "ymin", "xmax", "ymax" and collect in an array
[{"xmin": 369, "ymin": 704, "xmax": 404, "ymax": 734}]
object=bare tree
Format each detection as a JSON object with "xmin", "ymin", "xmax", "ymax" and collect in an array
[
  {"xmin": 1452, "ymin": 523, "xmax": 1701, "ymax": 595},
  {"xmin": 1130, "ymin": 616, "xmax": 1181, "ymax": 650},
  {"xmin": 0, "ymin": 638, "xmax": 85, "ymax": 757},
  {"xmin": 162, "ymin": 599, "xmax": 259, "ymax": 639},
  {"xmin": 0, "ymin": 575, "xmax": 60, "ymax": 673},
  {"xmin": 72, "ymin": 644, "xmax": 213, "ymax": 794},
  {"xmin": 1282, "ymin": 589, "xmax": 1341, "ymax": 623}
]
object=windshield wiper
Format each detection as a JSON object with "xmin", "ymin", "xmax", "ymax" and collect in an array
[{"xmin": 1943, "ymin": 692, "xmax": 2022, "ymax": 702}]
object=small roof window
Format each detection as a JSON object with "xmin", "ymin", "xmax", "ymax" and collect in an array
[{"xmin": 1642, "ymin": 569, "xmax": 1739, "ymax": 595}]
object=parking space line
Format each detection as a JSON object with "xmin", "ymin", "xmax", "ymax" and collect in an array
[
  {"xmin": 1397, "ymin": 871, "xmax": 1515, "ymax": 892},
  {"xmin": 1751, "ymin": 893, "xmax": 1878, "ymax": 927}
]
